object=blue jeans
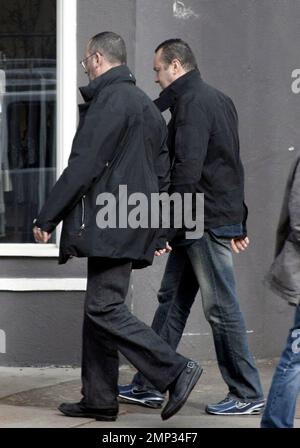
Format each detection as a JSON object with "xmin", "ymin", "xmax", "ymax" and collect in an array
[
  {"xmin": 261, "ymin": 304, "xmax": 300, "ymax": 428},
  {"xmin": 133, "ymin": 231, "xmax": 263, "ymax": 400}
]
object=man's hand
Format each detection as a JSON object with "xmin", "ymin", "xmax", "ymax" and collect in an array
[
  {"xmin": 231, "ymin": 236, "xmax": 250, "ymax": 254},
  {"xmin": 155, "ymin": 242, "xmax": 172, "ymax": 257},
  {"xmin": 33, "ymin": 226, "xmax": 51, "ymax": 244}
]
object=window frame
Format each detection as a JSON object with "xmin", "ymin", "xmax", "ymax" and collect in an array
[{"xmin": 0, "ymin": 0, "xmax": 77, "ymax": 257}]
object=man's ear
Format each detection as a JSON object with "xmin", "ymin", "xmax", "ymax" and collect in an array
[
  {"xmin": 172, "ymin": 58, "xmax": 182, "ymax": 74},
  {"xmin": 95, "ymin": 52, "xmax": 102, "ymax": 67}
]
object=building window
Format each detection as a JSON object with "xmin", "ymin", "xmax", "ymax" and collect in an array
[
  {"xmin": 0, "ymin": 0, "xmax": 77, "ymax": 256},
  {"xmin": 0, "ymin": 0, "xmax": 56, "ymax": 244}
]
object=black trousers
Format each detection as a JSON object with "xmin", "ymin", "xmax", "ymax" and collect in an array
[{"xmin": 81, "ymin": 257, "xmax": 187, "ymax": 409}]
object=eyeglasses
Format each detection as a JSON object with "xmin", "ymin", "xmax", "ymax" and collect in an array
[{"xmin": 80, "ymin": 53, "xmax": 97, "ymax": 72}]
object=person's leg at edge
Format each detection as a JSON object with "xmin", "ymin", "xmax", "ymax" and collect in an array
[{"xmin": 261, "ymin": 304, "xmax": 300, "ymax": 428}]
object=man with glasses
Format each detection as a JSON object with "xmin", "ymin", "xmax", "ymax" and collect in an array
[
  {"xmin": 32, "ymin": 32, "xmax": 202, "ymax": 422},
  {"xmin": 80, "ymin": 52, "xmax": 98, "ymax": 72}
]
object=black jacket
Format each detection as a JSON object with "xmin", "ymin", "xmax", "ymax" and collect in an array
[
  {"xmin": 35, "ymin": 65, "xmax": 170, "ymax": 268},
  {"xmin": 155, "ymin": 69, "xmax": 247, "ymax": 242}
]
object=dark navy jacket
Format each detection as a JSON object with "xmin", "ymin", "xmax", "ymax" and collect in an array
[{"xmin": 155, "ymin": 69, "xmax": 247, "ymax": 243}]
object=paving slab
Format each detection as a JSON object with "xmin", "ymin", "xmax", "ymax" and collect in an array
[{"xmin": 0, "ymin": 360, "xmax": 299, "ymax": 428}]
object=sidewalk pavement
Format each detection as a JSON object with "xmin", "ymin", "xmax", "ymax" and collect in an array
[{"xmin": 0, "ymin": 359, "xmax": 299, "ymax": 428}]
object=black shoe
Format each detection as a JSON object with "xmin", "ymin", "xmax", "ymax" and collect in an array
[
  {"xmin": 161, "ymin": 361, "xmax": 203, "ymax": 421},
  {"xmin": 58, "ymin": 402, "xmax": 118, "ymax": 421}
]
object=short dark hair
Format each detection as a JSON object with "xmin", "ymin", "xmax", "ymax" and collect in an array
[
  {"xmin": 89, "ymin": 31, "xmax": 127, "ymax": 64},
  {"xmin": 155, "ymin": 39, "xmax": 198, "ymax": 71}
]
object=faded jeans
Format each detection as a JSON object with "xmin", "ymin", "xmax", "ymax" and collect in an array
[
  {"xmin": 261, "ymin": 304, "xmax": 300, "ymax": 428},
  {"xmin": 133, "ymin": 231, "xmax": 263, "ymax": 401}
]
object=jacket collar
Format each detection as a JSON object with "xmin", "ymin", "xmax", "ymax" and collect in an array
[
  {"xmin": 154, "ymin": 69, "xmax": 201, "ymax": 112},
  {"xmin": 79, "ymin": 65, "xmax": 136, "ymax": 102}
]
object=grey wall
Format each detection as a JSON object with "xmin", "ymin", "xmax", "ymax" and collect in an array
[
  {"xmin": 0, "ymin": 257, "xmax": 86, "ymax": 278},
  {"xmin": 0, "ymin": 292, "xmax": 84, "ymax": 366},
  {"xmin": 1, "ymin": 0, "xmax": 300, "ymax": 366}
]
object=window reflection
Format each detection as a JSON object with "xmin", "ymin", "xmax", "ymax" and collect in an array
[{"xmin": 0, "ymin": 0, "xmax": 56, "ymax": 243}]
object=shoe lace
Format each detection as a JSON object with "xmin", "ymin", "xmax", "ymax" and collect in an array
[{"xmin": 218, "ymin": 394, "xmax": 232, "ymax": 405}]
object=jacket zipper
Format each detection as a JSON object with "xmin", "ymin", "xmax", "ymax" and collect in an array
[{"xmin": 78, "ymin": 195, "xmax": 86, "ymax": 235}]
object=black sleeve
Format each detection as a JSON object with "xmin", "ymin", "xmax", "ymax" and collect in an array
[
  {"xmin": 242, "ymin": 202, "xmax": 248, "ymax": 238},
  {"xmin": 154, "ymin": 125, "xmax": 170, "ymax": 194},
  {"xmin": 153, "ymin": 125, "xmax": 172, "ymax": 249},
  {"xmin": 34, "ymin": 98, "xmax": 126, "ymax": 232}
]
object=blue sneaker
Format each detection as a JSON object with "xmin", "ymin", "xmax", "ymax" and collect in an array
[
  {"xmin": 118, "ymin": 384, "xmax": 165, "ymax": 409},
  {"xmin": 206, "ymin": 396, "xmax": 265, "ymax": 415}
]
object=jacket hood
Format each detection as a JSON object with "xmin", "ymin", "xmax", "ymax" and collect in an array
[{"xmin": 79, "ymin": 65, "xmax": 136, "ymax": 102}]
